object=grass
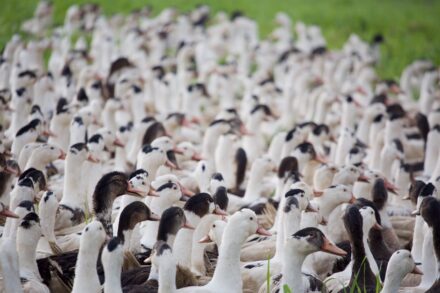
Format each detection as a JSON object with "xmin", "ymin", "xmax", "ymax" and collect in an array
[{"xmin": 1, "ymin": 0, "xmax": 439, "ymax": 78}]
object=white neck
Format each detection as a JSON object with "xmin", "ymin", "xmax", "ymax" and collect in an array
[
  {"xmin": 158, "ymin": 257, "xmax": 177, "ymax": 293},
  {"xmin": 16, "ymin": 229, "xmax": 41, "ymax": 280},
  {"xmin": 363, "ymin": 229, "xmax": 379, "ymax": 276},
  {"xmin": 208, "ymin": 227, "xmax": 244, "ymax": 291},
  {"xmin": 281, "ymin": 246, "xmax": 306, "ymax": 292},
  {"xmin": 381, "ymin": 266, "xmax": 406, "ymax": 293},
  {"xmin": 420, "ymin": 226, "xmax": 438, "ymax": 288},
  {"xmin": 191, "ymin": 214, "xmax": 219, "ymax": 275},
  {"xmin": 243, "ymin": 167, "xmax": 266, "ymax": 202},
  {"xmin": 62, "ymin": 155, "xmax": 84, "ymax": 206},
  {"xmin": 0, "ymin": 238, "xmax": 23, "ymax": 293},
  {"xmin": 72, "ymin": 240, "xmax": 102, "ymax": 292},
  {"xmin": 103, "ymin": 262, "xmax": 122, "ymax": 293}
]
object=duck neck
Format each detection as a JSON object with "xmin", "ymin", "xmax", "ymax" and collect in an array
[
  {"xmin": 363, "ymin": 228, "xmax": 379, "ymax": 276},
  {"xmin": 411, "ymin": 216, "xmax": 425, "ymax": 262},
  {"xmin": 158, "ymin": 257, "xmax": 177, "ymax": 293},
  {"xmin": 0, "ymin": 238, "xmax": 22, "ymax": 293},
  {"xmin": 103, "ymin": 262, "xmax": 122, "ymax": 293},
  {"xmin": 281, "ymin": 246, "xmax": 307, "ymax": 292},
  {"xmin": 209, "ymin": 227, "xmax": 244, "ymax": 290},
  {"xmin": 420, "ymin": 227, "xmax": 438, "ymax": 287},
  {"xmin": 16, "ymin": 229, "xmax": 40, "ymax": 280},
  {"xmin": 191, "ymin": 214, "xmax": 219, "ymax": 275},
  {"xmin": 62, "ymin": 155, "xmax": 84, "ymax": 205},
  {"xmin": 243, "ymin": 167, "xmax": 266, "ymax": 202},
  {"xmin": 74, "ymin": 239, "xmax": 102, "ymax": 290}
]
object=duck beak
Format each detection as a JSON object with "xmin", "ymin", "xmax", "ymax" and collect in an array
[
  {"xmin": 412, "ymin": 266, "xmax": 423, "ymax": 275},
  {"xmin": 349, "ymin": 194, "xmax": 356, "ymax": 204},
  {"xmin": 384, "ymin": 178, "xmax": 399, "ymax": 195},
  {"xmin": 411, "ymin": 209, "xmax": 420, "ymax": 216},
  {"xmin": 306, "ymin": 203, "xmax": 318, "ymax": 213},
  {"xmin": 113, "ymin": 138, "xmax": 125, "ymax": 147},
  {"xmin": 179, "ymin": 195, "xmax": 191, "ymax": 202},
  {"xmin": 4, "ymin": 166, "xmax": 19, "ymax": 175},
  {"xmin": 149, "ymin": 212, "xmax": 160, "ymax": 221},
  {"xmin": 313, "ymin": 190, "xmax": 324, "ymax": 197},
  {"xmin": 357, "ymin": 174, "xmax": 370, "ymax": 183},
  {"xmin": 214, "ymin": 205, "xmax": 228, "ymax": 216},
  {"xmin": 190, "ymin": 117, "xmax": 201, "ymax": 124},
  {"xmin": 126, "ymin": 183, "xmax": 146, "ymax": 197},
  {"xmin": 173, "ymin": 147, "xmax": 184, "ymax": 155},
  {"xmin": 373, "ymin": 223, "xmax": 383, "ymax": 230},
  {"xmin": 148, "ymin": 190, "xmax": 160, "ymax": 197},
  {"xmin": 183, "ymin": 222, "xmax": 195, "ymax": 230},
  {"xmin": 87, "ymin": 154, "xmax": 100, "ymax": 163},
  {"xmin": 181, "ymin": 118, "xmax": 192, "ymax": 127},
  {"xmin": 143, "ymin": 256, "xmax": 151, "ymax": 264},
  {"xmin": 191, "ymin": 153, "xmax": 203, "ymax": 161},
  {"xmin": 320, "ymin": 218, "xmax": 328, "ymax": 226},
  {"xmin": 58, "ymin": 151, "xmax": 66, "ymax": 160},
  {"xmin": 179, "ymin": 184, "xmax": 195, "ymax": 197},
  {"xmin": 0, "ymin": 208, "xmax": 19, "ymax": 218},
  {"xmin": 314, "ymin": 154, "xmax": 327, "ymax": 164},
  {"xmin": 165, "ymin": 160, "xmax": 178, "ymax": 169},
  {"xmin": 321, "ymin": 237, "xmax": 347, "ymax": 256},
  {"xmin": 43, "ymin": 130, "xmax": 57, "ymax": 137},
  {"xmin": 199, "ymin": 235, "xmax": 213, "ymax": 243},
  {"xmin": 239, "ymin": 124, "xmax": 253, "ymax": 136},
  {"xmin": 256, "ymin": 226, "xmax": 272, "ymax": 236}
]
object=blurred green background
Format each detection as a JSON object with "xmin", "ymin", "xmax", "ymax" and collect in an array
[{"xmin": 1, "ymin": 0, "xmax": 439, "ymax": 79}]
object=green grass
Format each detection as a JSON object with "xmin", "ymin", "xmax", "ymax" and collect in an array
[{"xmin": 1, "ymin": 0, "xmax": 439, "ymax": 78}]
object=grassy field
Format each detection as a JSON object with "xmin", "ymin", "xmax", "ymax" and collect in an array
[{"xmin": 1, "ymin": 0, "xmax": 439, "ymax": 79}]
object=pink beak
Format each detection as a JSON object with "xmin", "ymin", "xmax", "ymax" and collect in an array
[
  {"xmin": 191, "ymin": 153, "xmax": 203, "ymax": 161},
  {"xmin": 214, "ymin": 205, "xmax": 228, "ymax": 216},
  {"xmin": 4, "ymin": 166, "xmax": 19, "ymax": 175},
  {"xmin": 256, "ymin": 226, "xmax": 272, "ymax": 236},
  {"xmin": 173, "ymin": 147, "xmax": 185, "ymax": 155},
  {"xmin": 198, "ymin": 235, "xmax": 212, "ymax": 243},
  {"xmin": 113, "ymin": 138, "xmax": 125, "ymax": 147},
  {"xmin": 87, "ymin": 154, "xmax": 100, "ymax": 163},
  {"xmin": 183, "ymin": 222, "xmax": 195, "ymax": 230},
  {"xmin": 58, "ymin": 151, "xmax": 66, "ymax": 160},
  {"xmin": 165, "ymin": 160, "xmax": 178, "ymax": 169},
  {"xmin": 43, "ymin": 130, "xmax": 57, "ymax": 137},
  {"xmin": 0, "ymin": 208, "xmax": 19, "ymax": 218},
  {"xmin": 149, "ymin": 212, "xmax": 161, "ymax": 221}
]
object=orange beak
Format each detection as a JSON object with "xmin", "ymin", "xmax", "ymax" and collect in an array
[
  {"xmin": 384, "ymin": 179, "xmax": 399, "ymax": 195},
  {"xmin": 240, "ymin": 124, "xmax": 253, "ymax": 136},
  {"xmin": 183, "ymin": 222, "xmax": 195, "ymax": 230},
  {"xmin": 173, "ymin": 147, "xmax": 185, "ymax": 155},
  {"xmin": 315, "ymin": 154, "xmax": 327, "ymax": 164},
  {"xmin": 179, "ymin": 184, "xmax": 195, "ymax": 197},
  {"xmin": 306, "ymin": 203, "xmax": 318, "ymax": 213},
  {"xmin": 313, "ymin": 190, "xmax": 324, "ymax": 197},
  {"xmin": 4, "ymin": 165, "xmax": 19, "ymax": 175},
  {"xmin": 412, "ymin": 265, "xmax": 423, "ymax": 275},
  {"xmin": 43, "ymin": 130, "xmax": 57, "ymax": 137},
  {"xmin": 357, "ymin": 174, "xmax": 370, "ymax": 183},
  {"xmin": 126, "ymin": 183, "xmax": 146, "ymax": 197},
  {"xmin": 321, "ymin": 237, "xmax": 347, "ymax": 256},
  {"xmin": 148, "ymin": 190, "xmax": 160, "ymax": 197},
  {"xmin": 165, "ymin": 160, "xmax": 178, "ymax": 169},
  {"xmin": 349, "ymin": 194, "xmax": 356, "ymax": 204},
  {"xmin": 373, "ymin": 223, "xmax": 383, "ymax": 230}
]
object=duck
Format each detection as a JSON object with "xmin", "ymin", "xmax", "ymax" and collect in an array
[
  {"xmin": 263, "ymin": 227, "xmax": 347, "ymax": 293},
  {"xmin": 177, "ymin": 209, "xmax": 271, "ymax": 293},
  {"xmin": 380, "ymin": 250, "xmax": 422, "ymax": 293},
  {"xmin": 101, "ymin": 237, "xmax": 124, "ymax": 293},
  {"xmin": 71, "ymin": 221, "xmax": 107, "ymax": 293}
]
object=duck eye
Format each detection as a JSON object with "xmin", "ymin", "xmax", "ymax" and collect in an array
[
  {"xmin": 85, "ymin": 227, "xmax": 89, "ymax": 232},
  {"xmin": 371, "ymin": 211, "xmax": 373, "ymax": 215},
  {"xmin": 50, "ymin": 147, "xmax": 54, "ymax": 150},
  {"xmin": 213, "ymin": 224, "xmax": 216, "ymax": 228},
  {"xmin": 301, "ymin": 194, "xmax": 304, "ymax": 197},
  {"xmin": 99, "ymin": 227, "xmax": 102, "ymax": 230},
  {"xmin": 249, "ymin": 217, "xmax": 254, "ymax": 221}
]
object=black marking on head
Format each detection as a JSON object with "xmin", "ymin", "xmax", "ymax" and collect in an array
[
  {"xmin": 31, "ymin": 105, "xmax": 42, "ymax": 116},
  {"xmin": 43, "ymin": 191, "xmax": 54, "ymax": 202},
  {"xmin": 109, "ymin": 58, "xmax": 133, "ymax": 78},
  {"xmin": 56, "ymin": 98, "xmax": 69, "ymax": 114},
  {"xmin": 107, "ymin": 237, "xmax": 123, "ymax": 252},
  {"xmin": 278, "ymin": 156, "xmax": 299, "ymax": 178},
  {"xmin": 209, "ymin": 119, "xmax": 229, "ymax": 127},
  {"xmin": 18, "ymin": 200, "xmax": 35, "ymax": 212},
  {"xmin": 59, "ymin": 204, "xmax": 85, "ymax": 225},
  {"xmin": 152, "ymin": 65, "xmax": 165, "ymax": 80},
  {"xmin": 93, "ymin": 172, "xmax": 129, "ymax": 216},
  {"xmin": 285, "ymin": 127, "xmax": 297, "ymax": 142},
  {"xmin": 141, "ymin": 144, "xmax": 159, "ymax": 154},
  {"xmin": 244, "ymin": 263, "xmax": 264, "ymax": 269},
  {"xmin": 387, "ymin": 104, "xmax": 406, "ymax": 119},
  {"xmin": 20, "ymin": 212, "xmax": 39, "ymax": 229},
  {"xmin": 16, "ymin": 88, "xmax": 26, "ymax": 97},
  {"xmin": 212, "ymin": 173, "xmax": 224, "ymax": 181},
  {"xmin": 70, "ymin": 143, "xmax": 87, "ymax": 153},
  {"xmin": 18, "ymin": 70, "xmax": 37, "ymax": 79},
  {"xmin": 129, "ymin": 169, "xmax": 148, "ymax": 180},
  {"xmin": 284, "ymin": 196, "xmax": 299, "ymax": 213},
  {"xmin": 142, "ymin": 117, "xmax": 155, "ymax": 124},
  {"xmin": 296, "ymin": 142, "xmax": 317, "ymax": 158},
  {"xmin": 156, "ymin": 182, "xmax": 177, "ymax": 192},
  {"xmin": 373, "ymin": 114, "xmax": 383, "ymax": 123},
  {"xmin": 250, "ymin": 104, "xmax": 272, "ymax": 116},
  {"xmin": 392, "ymin": 139, "xmax": 404, "ymax": 153},
  {"xmin": 184, "ymin": 193, "xmax": 213, "ymax": 217},
  {"xmin": 354, "ymin": 198, "xmax": 382, "ymax": 226},
  {"xmin": 88, "ymin": 134, "xmax": 103, "ymax": 144},
  {"xmin": 77, "ymin": 88, "xmax": 89, "ymax": 103},
  {"xmin": 16, "ymin": 119, "xmax": 41, "ymax": 137},
  {"xmin": 415, "ymin": 112, "xmax": 429, "ymax": 142},
  {"xmin": 420, "ymin": 196, "xmax": 440, "ymax": 227},
  {"xmin": 166, "ymin": 112, "xmax": 185, "ymax": 124},
  {"xmin": 18, "ymin": 177, "xmax": 34, "ymax": 189},
  {"xmin": 73, "ymin": 116, "xmax": 84, "ymax": 125},
  {"xmin": 285, "ymin": 189, "xmax": 305, "ymax": 198},
  {"xmin": 312, "ymin": 124, "xmax": 330, "ymax": 136}
]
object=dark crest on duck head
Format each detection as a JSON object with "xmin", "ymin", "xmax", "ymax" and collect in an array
[
  {"xmin": 93, "ymin": 171, "xmax": 129, "ymax": 214},
  {"xmin": 18, "ymin": 200, "xmax": 35, "ymax": 212},
  {"xmin": 88, "ymin": 134, "xmax": 103, "ymax": 144},
  {"xmin": 156, "ymin": 182, "xmax": 178, "ymax": 192},
  {"xmin": 56, "ymin": 98, "xmax": 69, "ymax": 115},
  {"xmin": 250, "ymin": 104, "xmax": 272, "ymax": 116},
  {"xmin": 296, "ymin": 142, "xmax": 317, "ymax": 158},
  {"xmin": 285, "ymin": 188, "xmax": 305, "ymax": 198},
  {"xmin": 284, "ymin": 196, "xmax": 299, "ymax": 213},
  {"xmin": 153, "ymin": 240, "xmax": 172, "ymax": 256},
  {"xmin": 420, "ymin": 196, "xmax": 440, "ymax": 227},
  {"xmin": 370, "ymin": 179, "xmax": 388, "ymax": 210},
  {"xmin": 212, "ymin": 173, "xmax": 224, "ymax": 182},
  {"xmin": 107, "ymin": 236, "xmax": 123, "ymax": 252},
  {"xmin": 292, "ymin": 227, "xmax": 325, "ymax": 247},
  {"xmin": 142, "ymin": 122, "xmax": 166, "ymax": 146},
  {"xmin": 129, "ymin": 169, "xmax": 148, "ymax": 180},
  {"xmin": 157, "ymin": 207, "xmax": 186, "ymax": 241},
  {"xmin": 278, "ymin": 156, "xmax": 299, "ymax": 179},
  {"xmin": 117, "ymin": 202, "xmax": 151, "ymax": 241},
  {"xmin": 184, "ymin": 192, "xmax": 213, "ymax": 217},
  {"xmin": 420, "ymin": 183, "xmax": 436, "ymax": 198},
  {"xmin": 70, "ymin": 143, "xmax": 88, "ymax": 154}
]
